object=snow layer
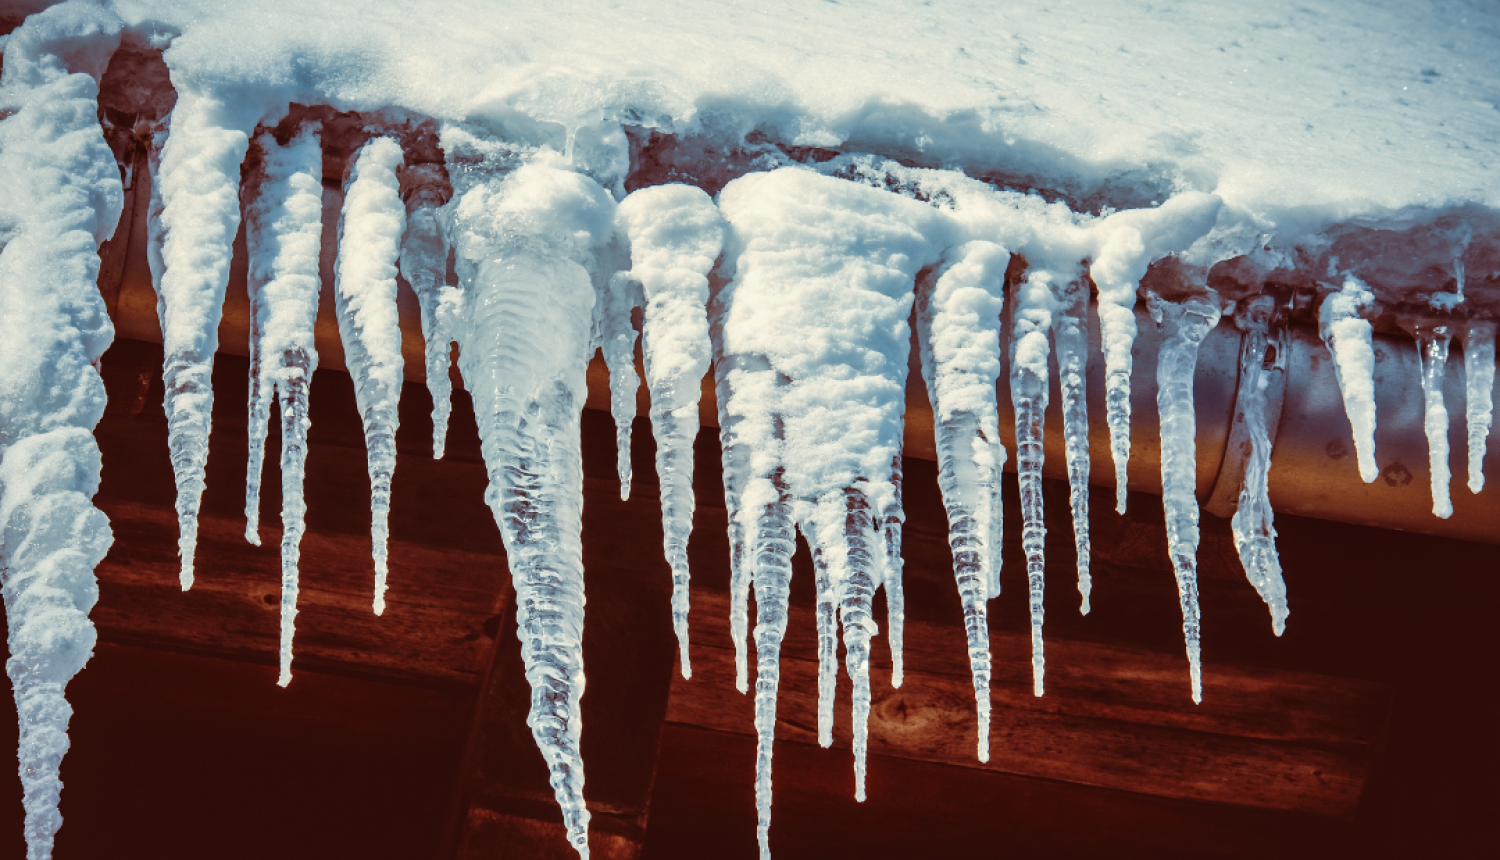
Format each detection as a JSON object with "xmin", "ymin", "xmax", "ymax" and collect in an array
[
  {"xmin": 241, "ymin": 124, "xmax": 325, "ymax": 685},
  {"xmin": 335, "ymin": 135, "xmax": 407, "ymax": 613},
  {"xmin": 616, "ymin": 184, "xmax": 725, "ymax": 680},
  {"xmin": 0, "ymin": 5, "xmax": 122, "ymax": 857}
]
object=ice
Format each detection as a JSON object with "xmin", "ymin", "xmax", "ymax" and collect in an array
[
  {"xmin": 1088, "ymin": 194, "xmax": 1222, "ymax": 513},
  {"xmin": 1147, "ymin": 290, "xmax": 1223, "ymax": 704},
  {"xmin": 241, "ymin": 124, "xmax": 324, "ymax": 684},
  {"xmin": 150, "ymin": 85, "xmax": 263, "ymax": 589},
  {"xmin": 398, "ymin": 163, "xmax": 458, "ymax": 459},
  {"xmin": 1011, "ymin": 267, "xmax": 1059, "ymax": 697},
  {"xmin": 1460, "ymin": 321, "xmax": 1496, "ymax": 494},
  {"xmin": 616, "ymin": 184, "xmax": 726, "ymax": 679},
  {"xmin": 600, "ymin": 269, "xmax": 641, "ymax": 500},
  {"xmin": 1229, "ymin": 297, "xmax": 1289, "ymax": 636},
  {"xmin": 708, "ymin": 290, "xmax": 754, "ymax": 694},
  {"xmin": 441, "ymin": 128, "xmax": 616, "ymax": 860},
  {"xmin": 1412, "ymin": 322, "xmax": 1454, "ymax": 519},
  {"xmin": 1318, "ymin": 277, "xmax": 1380, "ymax": 483},
  {"xmin": 1054, "ymin": 267, "xmax": 1092, "ymax": 614},
  {"xmin": 335, "ymin": 136, "xmax": 408, "ymax": 613},
  {"xmin": 915, "ymin": 240, "xmax": 1009, "ymax": 760},
  {"xmin": 716, "ymin": 167, "xmax": 945, "ymax": 812},
  {"xmin": 0, "ymin": 6, "xmax": 122, "ymax": 856}
]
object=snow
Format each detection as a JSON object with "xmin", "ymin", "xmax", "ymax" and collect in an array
[
  {"xmin": 241, "ymin": 123, "xmax": 324, "ymax": 685},
  {"xmin": 616, "ymin": 184, "xmax": 725, "ymax": 679},
  {"xmin": 0, "ymin": 5, "xmax": 122, "ymax": 857},
  {"xmin": 335, "ymin": 135, "xmax": 407, "ymax": 613}
]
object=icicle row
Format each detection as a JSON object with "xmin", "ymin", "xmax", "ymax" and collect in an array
[
  {"xmin": 335, "ymin": 136, "xmax": 408, "ymax": 614},
  {"xmin": 0, "ymin": 9, "xmax": 123, "ymax": 857},
  {"xmin": 617, "ymin": 184, "xmax": 725, "ymax": 679},
  {"xmin": 1147, "ymin": 290, "xmax": 1222, "ymax": 704}
]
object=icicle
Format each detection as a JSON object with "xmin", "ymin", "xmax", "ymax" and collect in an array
[
  {"xmin": 1411, "ymin": 322, "xmax": 1454, "ymax": 518},
  {"xmin": 242, "ymin": 125, "xmax": 325, "ymax": 684},
  {"xmin": 616, "ymin": 184, "xmax": 725, "ymax": 679},
  {"xmin": 0, "ymin": 8, "xmax": 123, "ymax": 857},
  {"xmin": 1054, "ymin": 267, "xmax": 1092, "ymax": 613},
  {"xmin": 709, "ymin": 296, "xmax": 754, "ymax": 694},
  {"xmin": 1318, "ymin": 277, "xmax": 1380, "ymax": 482},
  {"xmin": 1460, "ymin": 320, "xmax": 1496, "ymax": 493},
  {"xmin": 1089, "ymin": 194, "xmax": 1221, "ymax": 513},
  {"xmin": 1229, "ymin": 297, "xmax": 1289, "ymax": 636},
  {"xmin": 1011, "ymin": 267, "xmax": 1058, "ymax": 697},
  {"xmin": 881, "ymin": 455, "xmax": 906, "ymax": 689},
  {"xmin": 916, "ymin": 241, "xmax": 1008, "ymax": 759},
  {"xmin": 811, "ymin": 540, "xmax": 839, "ymax": 749},
  {"xmin": 442, "ymin": 129, "xmax": 616, "ymax": 860},
  {"xmin": 1147, "ymin": 289, "xmax": 1222, "ymax": 704},
  {"xmin": 398, "ymin": 164, "xmax": 457, "ymax": 459},
  {"xmin": 335, "ymin": 136, "xmax": 407, "ymax": 614},
  {"xmin": 150, "ymin": 88, "xmax": 259, "ymax": 590},
  {"xmin": 717, "ymin": 167, "xmax": 943, "ymax": 816},
  {"xmin": 601, "ymin": 271, "xmax": 642, "ymax": 499}
]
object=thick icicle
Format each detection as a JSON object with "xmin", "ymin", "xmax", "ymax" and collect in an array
[
  {"xmin": 717, "ymin": 167, "xmax": 944, "ymax": 810},
  {"xmin": 1088, "ymin": 194, "xmax": 1222, "ymax": 513},
  {"xmin": 442, "ymin": 130, "xmax": 615, "ymax": 860},
  {"xmin": 0, "ymin": 8, "xmax": 122, "ymax": 857},
  {"xmin": 242, "ymin": 125, "xmax": 325, "ymax": 685},
  {"xmin": 398, "ymin": 164, "xmax": 457, "ymax": 459},
  {"xmin": 1412, "ymin": 322, "xmax": 1454, "ymax": 518},
  {"xmin": 335, "ymin": 136, "xmax": 408, "ymax": 614},
  {"xmin": 1318, "ymin": 277, "xmax": 1380, "ymax": 483},
  {"xmin": 617, "ymin": 184, "xmax": 725, "ymax": 679},
  {"xmin": 1147, "ymin": 290, "xmax": 1223, "ymax": 704},
  {"xmin": 1461, "ymin": 321, "xmax": 1496, "ymax": 493},
  {"xmin": 1229, "ymin": 297, "xmax": 1289, "ymax": 635},
  {"xmin": 1011, "ymin": 267, "xmax": 1058, "ymax": 697},
  {"xmin": 150, "ymin": 87, "xmax": 259, "ymax": 590},
  {"xmin": 1053, "ymin": 267, "xmax": 1092, "ymax": 613},
  {"xmin": 916, "ymin": 241, "xmax": 1009, "ymax": 760}
]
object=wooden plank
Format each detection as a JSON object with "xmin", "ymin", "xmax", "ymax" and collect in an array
[{"xmin": 667, "ymin": 590, "xmax": 1385, "ymax": 817}]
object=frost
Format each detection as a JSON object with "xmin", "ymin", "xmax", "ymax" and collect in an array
[
  {"xmin": 916, "ymin": 240, "xmax": 1009, "ymax": 760},
  {"xmin": 241, "ymin": 124, "xmax": 325, "ymax": 684},
  {"xmin": 716, "ymin": 167, "xmax": 944, "ymax": 840},
  {"xmin": 1011, "ymin": 266, "xmax": 1059, "ymax": 697},
  {"xmin": 398, "ymin": 164, "xmax": 458, "ymax": 459},
  {"xmin": 1461, "ymin": 320, "xmax": 1496, "ymax": 494},
  {"xmin": 335, "ymin": 136, "xmax": 407, "ymax": 613},
  {"xmin": 442, "ymin": 128, "xmax": 615, "ymax": 860},
  {"xmin": 1147, "ymin": 290, "xmax": 1223, "ymax": 704},
  {"xmin": 0, "ymin": 6, "xmax": 122, "ymax": 857},
  {"xmin": 1229, "ymin": 297, "xmax": 1288, "ymax": 636},
  {"xmin": 616, "ymin": 184, "xmax": 725, "ymax": 679},
  {"xmin": 1318, "ymin": 277, "xmax": 1379, "ymax": 483}
]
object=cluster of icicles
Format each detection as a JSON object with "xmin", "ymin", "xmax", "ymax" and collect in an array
[{"xmin": 1, "ymin": 20, "xmax": 1496, "ymax": 860}]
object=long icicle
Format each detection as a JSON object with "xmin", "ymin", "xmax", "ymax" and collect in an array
[
  {"xmin": 1229, "ymin": 296, "xmax": 1289, "ymax": 635},
  {"xmin": 335, "ymin": 136, "xmax": 408, "ymax": 614},
  {"xmin": 241, "ymin": 125, "xmax": 325, "ymax": 684},
  {"xmin": 442, "ymin": 129, "xmax": 616, "ymax": 860},
  {"xmin": 1147, "ymin": 289, "xmax": 1222, "ymax": 704},
  {"xmin": 150, "ymin": 87, "xmax": 258, "ymax": 589},
  {"xmin": 916, "ymin": 240, "xmax": 1009, "ymax": 760},
  {"xmin": 710, "ymin": 290, "xmax": 754, "ymax": 693},
  {"xmin": 882, "ymin": 454, "xmax": 906, "ymax": 689},
  {"xmin": 616, "ymin": 184, "xmax": 725, "ymax": 679},
  {"xmin": 0, "ymin": 8, "xmax": 123, "ymax": 856},
  {"xmin": 1011, "ymin": 266, "xmax": 1058, "ymax": 697},
  {"xmin": 398, "ymin": 164, "xmax": 457, "ymax": 459},
  {"xmin": 1412, "ymin": 321, "xmax": 1455, "ymax": 518},
  {"xmin": 1054, "ymin": 266, "xmax": 1092, "ymax": 613},
  {"xmin": 1318, "ymin": 276, "xmax": 1380, "ymax": 482},
  {"xmin": 1461, "ymin": 320, "xmax": 1496, "ymax": 493}
]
